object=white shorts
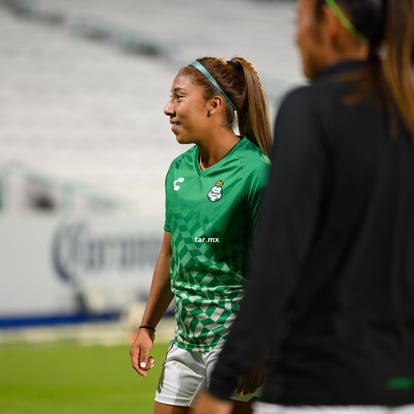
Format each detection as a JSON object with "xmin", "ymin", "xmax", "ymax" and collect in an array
[
  {"xmin": 155, "ymin": 342, "xmax": 260, "ymax": 407},
  {"xmin": 252, "ymin": 402, "xmax": 414, "ymax": 414}
]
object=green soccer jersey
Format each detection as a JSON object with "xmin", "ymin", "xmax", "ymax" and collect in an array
[{"xmin": 164, "ymin": 137, "xmax": 270, "ymax": 352}]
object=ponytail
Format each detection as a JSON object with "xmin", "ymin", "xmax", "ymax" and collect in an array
[
  {"xmin": 381, "ymin": 0, "xmax": 414, "ymax": 141},
  {"xmin": 231, "ymin": 57, "xmax": 272, "ymax": 157},
  {"xmin": 321, "ymin": 0, "xmax": 414, "ymax": 141}
]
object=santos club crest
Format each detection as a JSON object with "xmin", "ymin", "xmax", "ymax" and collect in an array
[{"xmin": 207, "ymin": 180, "xmax": 224, "ymax": 202}]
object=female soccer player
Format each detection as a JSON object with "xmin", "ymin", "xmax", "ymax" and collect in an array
[
  {"xmin": 130, "ymin": 56, "xmax": 272, "ymax": 414},
  {"xmin": 193, "ymin": 0, "xmax": 414, "ymax": 413}
]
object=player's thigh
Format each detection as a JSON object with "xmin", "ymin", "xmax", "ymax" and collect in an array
[
  {"xmin": 154, "ymin": 401, "xmax": 191, "ymax": 414},
  {"xmin": 155, "ymin": 343, "xmax": 205, "ymax": 408},
  {"xmin": 231, "ymin": 400, "xmax": 253, "ymax": 414}
]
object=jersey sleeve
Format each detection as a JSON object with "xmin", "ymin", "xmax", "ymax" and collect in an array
[
  {"xmin": 163, "ymin": 164, "xmax": 173, "ymax": 232},
  {"xmin": 242, "ymin": 153, "xmax": 271, "ymax": 229}
]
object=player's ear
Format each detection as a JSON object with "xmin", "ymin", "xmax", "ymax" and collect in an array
[
  {"xmin": 321, "ymin": 2, "xmax": 348, "ymax": 45},
  {"xmin": 321, "ymin": 3, "xmax": 340, "ymax": 34},
  {"xmin": 207, "ymin": 95, "xmax": 224, "ymax": 117}
]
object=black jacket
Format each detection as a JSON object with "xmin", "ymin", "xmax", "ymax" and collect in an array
[{"xmin": 208, "ymin": 61, "xmax": 414, "ymax": 405}]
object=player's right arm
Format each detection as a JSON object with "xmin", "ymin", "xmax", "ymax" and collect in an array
[{"xmin": 129, "ymin": 231, "xmax": 173, "ymax": 377}]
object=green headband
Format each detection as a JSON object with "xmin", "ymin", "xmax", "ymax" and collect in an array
[
  {"xmin": 191, "ymin": 61, "xmax": 237, "ymax": 111},
  {"xmin": 325, "ymin": 0, "xmax": 367, "ymax": 42}
]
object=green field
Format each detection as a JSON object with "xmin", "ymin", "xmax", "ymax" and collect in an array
[{"xmin": 0, "ymin": 341, "xmax": 169, "ymax": 414}]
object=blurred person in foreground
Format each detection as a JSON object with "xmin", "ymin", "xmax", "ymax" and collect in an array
[
  {"xmin": 192, "ymin": 0, "xmax": 414, "ymax": 413},
  {"xmin": 129, "ymin": 56, "xmax": 272, "ymax": 414}
]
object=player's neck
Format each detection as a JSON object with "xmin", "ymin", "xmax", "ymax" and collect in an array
[{"xmin": 198, "ymin": 133, "xmax": 240, "ymax": 170}]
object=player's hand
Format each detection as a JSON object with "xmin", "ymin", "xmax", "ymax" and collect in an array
[
  {"xmin": 192, "ymin": 391, "xmax": 233, "ymax": 414},
  {"xmin": 234, "ymin": 360, "xmax": 264, "ymax": 395},
  {"xmin": 129, "ymin": 329, "xmax": 155, "ymax": 377}
]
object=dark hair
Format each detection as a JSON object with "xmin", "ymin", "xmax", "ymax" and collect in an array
[
  {"xmin": 316, "ymin": 0, "xmax": 385, "ymax": 56},
  {"xmin": 180, "ymin": 57, "xmax": 272, "ymax": 156},
  {"xmin": 316, "ymin": 0, "xmax": 414, "ymax": 140},
  {"xmin": 382, "ymin": 0, "xmax": 414, "ymax": 140}
]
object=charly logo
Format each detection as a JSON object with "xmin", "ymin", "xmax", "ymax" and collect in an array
[
  {"xmin": 207, "ymin": 180, "xmax": 224, "ymax": 202},
  {"xmin": 52, "ymin": 221, "xmax": 160, "ymax": 283},
  {"xmin": 173, "ymin": 177, "xmax": 184, "ymax": 191}
]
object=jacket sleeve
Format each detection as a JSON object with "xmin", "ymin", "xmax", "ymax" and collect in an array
[{"xmin": 208, "ymin": 87, "xmax": 328, "ymax": 400}]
